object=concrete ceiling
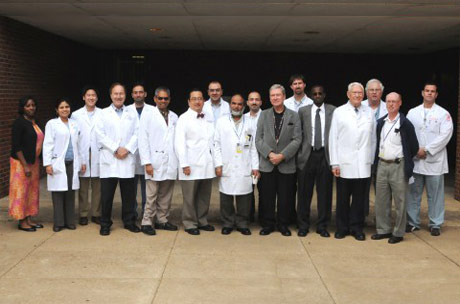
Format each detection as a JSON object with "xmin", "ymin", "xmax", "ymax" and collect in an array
[{"xmin": 1, "ymin": 1, "xmax": 460, "ymax": 54}]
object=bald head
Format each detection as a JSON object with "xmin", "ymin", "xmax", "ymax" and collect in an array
[{"xmin": 385, "ymin": 92, "xmax": 402, "ymax": 117}]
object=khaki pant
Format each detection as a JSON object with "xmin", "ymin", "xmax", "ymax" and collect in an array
[
  {"xmin": 141, "ymin": 179, "xmax": 175, "ymax": 226},
  {"xmin": 375, "ymin": 159, "xmax": 407, "ymax": 237},
  {"xmin": 78, "ymin": 176, "xmax": 101, "ymax": 218},
  {"xmin": 180, "ymin": 179, "xmax": 212, "ymax": 230}
]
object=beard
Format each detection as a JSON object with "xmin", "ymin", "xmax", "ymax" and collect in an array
[{"xmin": 231, "ymin": 109, "xmax": 244, "ymax": 117}]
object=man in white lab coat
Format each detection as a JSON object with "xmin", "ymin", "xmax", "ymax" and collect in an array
[
  {"xmin": 244, "ymin": 91, "xmax": 263, "ymax": 222},
  {"xmin": 362, "ymin": 79, "xmax": 388, "ymax": 217},
  {"xmin": 214, "ymin": 94, "xmax": 259, "ymax": 235},
  {"xmin": 175, "ymin": 89, "xmax": 216, "ymax": 235},
  {"xmin": 127, "ymin": 82, "xmax": 154, "ymax": 218},
  {"xmin": 329, "ymin": 82, "xmax": 375, "ymax": 241},
  {"xmin": 202, "ymin": 81, "xmax": 230, "ymax": 123},
  {"xmin": 96, "ymin": 83, "xmax": 141, "ymax": 236},
  {"xmin": 406, "ymin": 82, "xmax": 453, "ymax": 236},
  {"xmin": 283, "ymin": 74, "xmax": 313, "ymax": 113},
  {"xmin": 138, "ymin": 87, "xmax": 179, "ymax": 236},
  {"xmin": 72, "ymin": 86, "xmax": 102, "ymax": 226}
]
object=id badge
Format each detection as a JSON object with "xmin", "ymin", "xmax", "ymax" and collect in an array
[
  {"xmin": 236, "ymin": 143, "xmax": 243, "ymax": 153},
  {"xmin": 378, "ymin": 144, "xmax": 384, "ymax": 158},
  {"xmin": 244, "ymin": 134, "xmax": 251, "ymax": 147}
]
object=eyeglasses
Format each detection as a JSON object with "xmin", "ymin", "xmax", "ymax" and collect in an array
[
  {"xmin": 208, "ymin": 89, "xmax": 221, "ymax": 93},
  {"xmin": 190, "ymin": 97, "xmax": 204, "ymax": 101},
  {"xmin": 156, "ymin": 96, "xmax": 170, "ymax": 101}
]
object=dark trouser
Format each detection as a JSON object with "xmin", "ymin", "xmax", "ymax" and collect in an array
[
  {"xmin": 249, "ymin": 183, "xmax": 263, "ymax": 222},
  {"xmin": 259, "ymin": 167, "xmax": 296, "ymax": 229},
  {"xmin": 220, "ymin": 192, "xmax": 251, "ymax": 229},
  {"xmin": 336, "ymin": 177, "xmax": 368, "ymax": 233},
  {"xmin": 133, "ymin": 174, "xmax": 146, "ymax": 217},
  {"xmin": 181, "ymin": 179, "xmax": 213, "ymax": 230},
  {"xmin": 51, "ymin": 162, "xmax": 75, "ymax": 227},
  {"xmin": 363, "ymin": 167, "xmax": 376, "ymax": 217},
  {"xmin": 297, "ymin": 149, "xmax": 332, "ymax": 231},
  {"xmin": 100, "ymin": 177, "xmax": 136, "ymax": 229}
]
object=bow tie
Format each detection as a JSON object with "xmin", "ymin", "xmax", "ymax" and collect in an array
[{"xmin": 197, "ymin": 113, "xmax": 205, "ymax": 119}]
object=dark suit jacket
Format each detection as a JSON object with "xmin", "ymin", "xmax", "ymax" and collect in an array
[
  {"xmin": 256, "ymin": 107, "xmax": 301, "ymax": 174},
  {"xmin": 297, "ymin": 103, "xmax": 336, "ymax": 170}
]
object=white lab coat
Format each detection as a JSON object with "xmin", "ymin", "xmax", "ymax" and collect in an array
[
  {"xmin": 175, "ymin": 108, "xmax": 215, "ymax": 180},
  {"xmin": 203, "ymin": 98, "xmax": 230, "ymax": 123},
  {"xmin": 406, "ymin": 103, "xmax": 453, "ymax": 175},
  {"xmin": 284, "ymin": 95, "xmax": 313, "ymax": 113},
  {"xmin": 243, "ymin": 109, "xmax": 262, "ymax": 137},
  {"xmin": 95, "ymin": 105, "xmax": 138, "ymax": 179},
  {"xmin": 329, "ymin": 102, "xmax": 376, "ymax": 179},
  {"xmin": 72, "ymin": 106, "xmax": 102, "ymax": 177},
  {"xmin": 138, "ymin": 107, "xmax": 178, "ymax": 181},
  {"xmin": 43, "ymin": 117, "xmax": 82, "ymax": 191},
  {"xmin": 214, "ymin": 115, "xmax": 259, "ymax": 195},
  {"xmin": 362, "ymin": 99, "xmax": 388, "ymax": 120},
  {"xmin": 127, "ymin": 103, "xmax": 155, "ymax": 175}
]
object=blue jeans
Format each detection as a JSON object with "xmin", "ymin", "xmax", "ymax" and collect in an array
[
  {"xmin": 406, "ymin": 173, "xmax": 445, "ymax": 229},
  {"xmin": 133, "ymin": 174, "xmax": 146, "ymax": 218}
]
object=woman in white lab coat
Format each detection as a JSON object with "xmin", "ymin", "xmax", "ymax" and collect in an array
[{"xmin": 43, "ymin": 98, "xmax": 85, "ymax": 232}]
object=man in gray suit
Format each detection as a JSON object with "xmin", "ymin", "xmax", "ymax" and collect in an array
[
  {"xmin": 256, "ymin": 84, "xmax": 301, "ymax": 236},
  {"xmin": 297, "ymin": 85, "xmax": 336, "ymax": 237}
]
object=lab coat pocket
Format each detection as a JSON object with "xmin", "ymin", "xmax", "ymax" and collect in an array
[
  {"xmin": 51, "ymin": 159, "xmax": 65, "ymax": 174},
  {"xmin": 151, "ymin": 151, "xmax": 165, "ymax": 168},
  {"xmin": 425, "ymin": 151, "xmax": 442, "ymax": 164},
  {"xmin": 99, "ymin": 149, "xmax": 115, "ymax": 165}
]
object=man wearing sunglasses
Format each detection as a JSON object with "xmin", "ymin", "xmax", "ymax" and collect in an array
[{"xmin": 138, "ymin": 87, "xmax": 179, "ymax": 235}]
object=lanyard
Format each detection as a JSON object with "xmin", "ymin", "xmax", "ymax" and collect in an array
[
  {"xmin": 273, "ymin": 112, "xmax": 285, "ymax": 143},
  {"xmin": 382, "ymin": 116, "xmax": 400, "ymax": 144},
  {"xmin": 230, "ymin": 115, "xmax": 245, "ymax": 141}
]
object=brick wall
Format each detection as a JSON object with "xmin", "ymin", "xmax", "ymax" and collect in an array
[
  {"xmin": 0, "ymin": 16, "xmax": 96, "ymax": 197},
  {"xmin": 456, "ymin": 48, "xmax": 460, "ymax": 200}
]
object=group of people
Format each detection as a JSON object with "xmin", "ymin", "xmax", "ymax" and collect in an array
[{"xmin": 8, "ymin": 75, "xmax": 453, "ymax": 244}]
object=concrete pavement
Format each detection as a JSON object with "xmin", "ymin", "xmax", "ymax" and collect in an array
[{"xmin": 1, "ymin": 178, "xmax": 460, "ymax": 304}]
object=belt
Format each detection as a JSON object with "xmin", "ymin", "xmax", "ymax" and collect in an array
[
  {"xmin": 379, "ymin": 158, "xmax": 402, "ymax": 164},
  {"xmin": 65, "ymin": 160, "xmax": 74, "ymax": 165},
  {"xmin": 312, "ymin": 147, "xmax": 324, "ymax": 152}
]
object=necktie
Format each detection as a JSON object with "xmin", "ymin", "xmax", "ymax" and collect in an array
[
  {"xmin": 197, "ymin": 113, "xmax": 205, "ymax": 119},
  {"xmin": 314, "ymin": 108, "xmax": 322, "ymax": 150}
]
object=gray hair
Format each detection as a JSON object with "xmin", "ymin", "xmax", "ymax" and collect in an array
[
  {"xmin": 269, "ymin": 84, "xmax": 285, "ymax": 95},
  {"xmin": 365, "ymin": 79, "xmax": 384, "ymax": 92},
  {"xmin": 155, "ymin": 86, "xmax": 170, "ymax": 96},
  {"xmin": 347, "ymin": 82, "xmax": 364, "ymax": 92}
]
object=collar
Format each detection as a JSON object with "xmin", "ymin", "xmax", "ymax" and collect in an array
[
  {"xmin": 347, "ymin": 101, "xmax": 361, "ymax": 111},
  {"xmin": 293, "ymin": 94, "xmax": 306, "ymax": 103},
  {"xmin": 111, "ymin": 104, "xmax": 125, "ymax": 112},
  {"xmin": 384, "ymin": 113, "xmax": 400, "ymax": 123},
  {"xmin": 312, "ymin": 103, "xmax": 325, "ymax": 112},
  {"xmin": 209, "ymin": 98, "xmax": 222, "ymax": 107}
]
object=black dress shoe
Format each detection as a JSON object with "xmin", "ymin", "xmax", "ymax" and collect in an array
[
  {"xmin": 259, "ymin": 227, "xmax": 274, "ymax": 236},
  {"xmin": 334, "ymin": 231, "xmax": 349, "ymax": 239},
  {"xmin": 185, "ymin": 228, "xmax": 200, "ymax": 235},
  {"xmin": 124, "ymin": 224, "xmax": 141, "ymax": 233},
  {"xmin": 31, "ymin": 223, "xmax": 44, "ymax": 229},
  {"xmin": 351, "ymin": 231, "xmax": 365, "ymax": 241},
  {"xmin": 279, "ymin": 226, "xmax": 291, "ymax": 237},
  {"xmin": 430, "ymin": 227, "xmax": 441, "ymax": 236},
  {"xmin": 317, "ymin": 230, "xmax": 330, "ymax": 238},
  {"xmin": 66, "ymin": 225, "xmax": 76, "ymax": 230},
  {"xmin": 53, "ymin": 226, "xmax": 64, "ymax": 232},
  {"xmin": 100, "ymin": 227, "xmax": 110, "ymax": 236},
  {"xmin": 198, "ymin": 224, "xmax": 215, "ymax": 231},
  {"xmin": 388, "ymin": 236, "xmax": 403, "ymax": 244},
  {"xmin": 405, "ymin": 225, "xmax": 420, "ymax": 233},
  {"xmin": 297, "ymin": 229, "xmax": 308, "ymax": 237},
  {"xmin": 79, "ymin": 217, "xmax": 88, "ymax": 226},
  {"xmin": 237, "ymin": 228, "xmax": 251, "ymax": 235},
  {"xmin": 18, "ymin": 224, "xmax": 36, "ymax": 232},
  {"xmin": 155, "ymin": 222, "xmax": 178, "ymax": 231},
  {"xmin": 91, "ymin": 216, "xmax": 101, "ymax": 225},
  {"xmin": 221, "ymin": 227, "xmax": 233, "ymax": 235},
  {"xmin": 371, "ymin": 233, "xmax": 392, "ymax": 240},
  {"xmin": 141, "ymin": 225, "xmax": 156, "ymax": 236}
]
